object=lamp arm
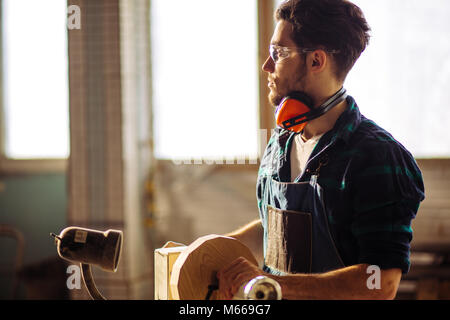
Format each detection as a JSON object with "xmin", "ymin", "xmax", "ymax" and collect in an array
[{"xmin": 80, "ymin": 263, "xmax": 106, "ymax": 300}]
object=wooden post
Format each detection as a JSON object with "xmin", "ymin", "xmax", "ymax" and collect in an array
[{"xmin": 154, "ymin": 242, "xmax": 187, "ymax": 300}]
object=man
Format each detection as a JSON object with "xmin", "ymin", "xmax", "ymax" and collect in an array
[{"xmin": 217, "ymin": 0, "xmax": 425, "ymax": 299}]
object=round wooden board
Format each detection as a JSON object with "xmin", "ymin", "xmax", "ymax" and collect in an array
[{"xmin": 169, "ymin": 234, "xmax": 258, "ymax": 300}]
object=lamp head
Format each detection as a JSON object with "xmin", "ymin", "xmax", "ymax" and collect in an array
[{"xmin": 51, "ymin": 227, "xmax": 123, "ymax": 272}]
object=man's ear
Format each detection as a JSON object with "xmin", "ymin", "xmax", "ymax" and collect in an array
[{"xmin": 310, "ymin": 50, "xmax": 327, "ymax": 73}]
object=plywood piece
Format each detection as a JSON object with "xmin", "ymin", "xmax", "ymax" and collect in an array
[
  {"xmin": 170, "ymin": 234, "xmax": 258, "ymax": 300},
  {"xmin": 154, "ymin": 243, "xmax": 186, "ymax": 300}
]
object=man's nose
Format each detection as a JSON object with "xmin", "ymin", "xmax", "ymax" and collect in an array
[{"xmin": 262, "ymin": 56, "xmax": 275, "ymax": 73}]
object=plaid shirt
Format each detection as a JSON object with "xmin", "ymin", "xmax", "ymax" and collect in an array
[{"xmin": 257, "ymin": 95, "xmax": 425, "ymax": 274}]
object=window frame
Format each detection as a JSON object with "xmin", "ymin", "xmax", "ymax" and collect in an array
[{"xmin": 0, "ymin": 0, "xmax": 68, "ymax": 174}]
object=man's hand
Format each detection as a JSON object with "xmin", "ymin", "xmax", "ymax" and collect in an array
[{"xmin": 216, "ymin": 256, "xmax": 265, "ymax": 300}]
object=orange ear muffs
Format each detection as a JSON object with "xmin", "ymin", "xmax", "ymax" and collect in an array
[
  {"xmin": 275, "ymin": 88, "xmax": 347, "ymax": 133},
  {"xmin": 275, "ymin": 92, "xmax": 314, "ymax": 133}
]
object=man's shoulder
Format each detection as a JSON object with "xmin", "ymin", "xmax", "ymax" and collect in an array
[
  {"xmin": 349, "ymin": 116, "xmax": 413, "ymax": 159},
  {"xmin": 346, "ymin": 116, "xmax": 423, "ymax": 186},
  {"xmin": 332, "ymin": 98, "xmax": 411, "ymax": 158}
]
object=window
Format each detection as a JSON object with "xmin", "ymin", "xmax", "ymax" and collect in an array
[
  {"xmin": 1, "ymin": 0, "xmax": 69, "ymax": 160},
  {"xmin": 347, "ymin": 0, "xmax": 450, "ymax": 158},
  {"xmin": 151, "ymin": 0, "xmax": 259, "ymax": 163}
]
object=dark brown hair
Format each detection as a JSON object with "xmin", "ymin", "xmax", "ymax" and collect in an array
[{"xmin": 275, "ymin": 0, "xmax": 371, "ymax": 81}]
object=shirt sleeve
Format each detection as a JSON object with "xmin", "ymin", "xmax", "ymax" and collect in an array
[{"xmin": 351, "ymin": 140, "xmax": 425, "ymax": 274}]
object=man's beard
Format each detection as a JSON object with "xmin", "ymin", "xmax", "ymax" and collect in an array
[
  {"xmin": 268, "ymin": 68, "xmax": 307, "ymax": 108},
  {"xmin": 269, "ymin": 90, "xmax": 284, "ymax": 107}
]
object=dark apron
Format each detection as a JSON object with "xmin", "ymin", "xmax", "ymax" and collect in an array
[{"xmin": 260, "ymin": 159, "xmax": 345, "ymax": 276}]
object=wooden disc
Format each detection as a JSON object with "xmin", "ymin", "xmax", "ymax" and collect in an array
[{"xmin": 169, "ymin": 234, "xmax": 258, "ymax": 300}]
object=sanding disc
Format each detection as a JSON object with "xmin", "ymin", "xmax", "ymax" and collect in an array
[{"xmin": 169, "ymin": 234, "xmax": 258, "ymax": 300}]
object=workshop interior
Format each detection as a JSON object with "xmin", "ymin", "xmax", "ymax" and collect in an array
[{"xmin": 1, "ymin": 0, "xmax": 450, "ymax": 300}]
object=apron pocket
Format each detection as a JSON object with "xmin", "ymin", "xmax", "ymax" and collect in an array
[{"xmin": 265, "ymin": 205, "xmax": 312, "ymax": 274}]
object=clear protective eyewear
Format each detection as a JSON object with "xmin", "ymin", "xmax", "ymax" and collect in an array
[{"xmin": 269, "ymin": 44, "xmax": 340, "ymax": 63}]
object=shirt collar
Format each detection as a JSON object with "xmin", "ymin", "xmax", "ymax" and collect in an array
[{"xmin": 329, "ymin": 95, "xmax": 362, "ymax": 144}]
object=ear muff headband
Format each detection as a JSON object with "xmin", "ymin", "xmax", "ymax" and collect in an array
[{"xmin": 275, "ymin": 87, "xmax": 347, "ymax": 133}]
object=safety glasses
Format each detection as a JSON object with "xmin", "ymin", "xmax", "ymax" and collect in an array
[{"xmin": 269, "ymin": 44, "xmax": 340, "ymax": 63}]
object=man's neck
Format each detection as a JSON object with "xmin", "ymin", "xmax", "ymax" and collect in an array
[{"xmin": 302, "ymin": 98, "xmax": 348, "ymax": 141}]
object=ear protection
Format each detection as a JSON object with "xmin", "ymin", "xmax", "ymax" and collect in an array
[{"xmin": 275, "ymin": 87, "xmax": 347, "ymax": 133}]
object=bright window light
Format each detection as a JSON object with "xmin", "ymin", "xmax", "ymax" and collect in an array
[
  {"xmin": 346, "ymin": 0, "xmax": 450, "ymax": 158},
  {"xmin": 151, "ymin": 0, "xmax": 259, "ymax": 162},
  {"xmin": 2, "ymin": 0, "xmax": 69, "ymax": 159}
]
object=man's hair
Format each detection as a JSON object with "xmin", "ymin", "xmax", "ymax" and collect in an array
[{"xmin": 275, "ymin": 0, "xmax": 371, "ymax": 81}]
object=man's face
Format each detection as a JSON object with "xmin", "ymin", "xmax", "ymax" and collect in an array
[{"xmin": 263, "ymin": 20, "xmax": 308, "ymax": 107}]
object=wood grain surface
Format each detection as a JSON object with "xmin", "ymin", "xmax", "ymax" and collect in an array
[{"xmin": 169, "ymin": 234, "xmax": 258, "ymax": 300}]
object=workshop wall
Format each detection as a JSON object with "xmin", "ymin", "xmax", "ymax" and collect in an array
[
  {"xmin": 0, "ymin": 173, "xmax": 67, "ymax": 299},
  {"xmin": 153, "ymin": 163, "xmax": 260, "ymax": 248},
  {"xmin": 412, "ymin": 160, "xmax": 450, "ymax": 246}
]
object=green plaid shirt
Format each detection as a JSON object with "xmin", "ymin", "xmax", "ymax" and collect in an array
[{"xmin": 257, "ymin": 95, "xmax": 425, "ymax": 274}]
